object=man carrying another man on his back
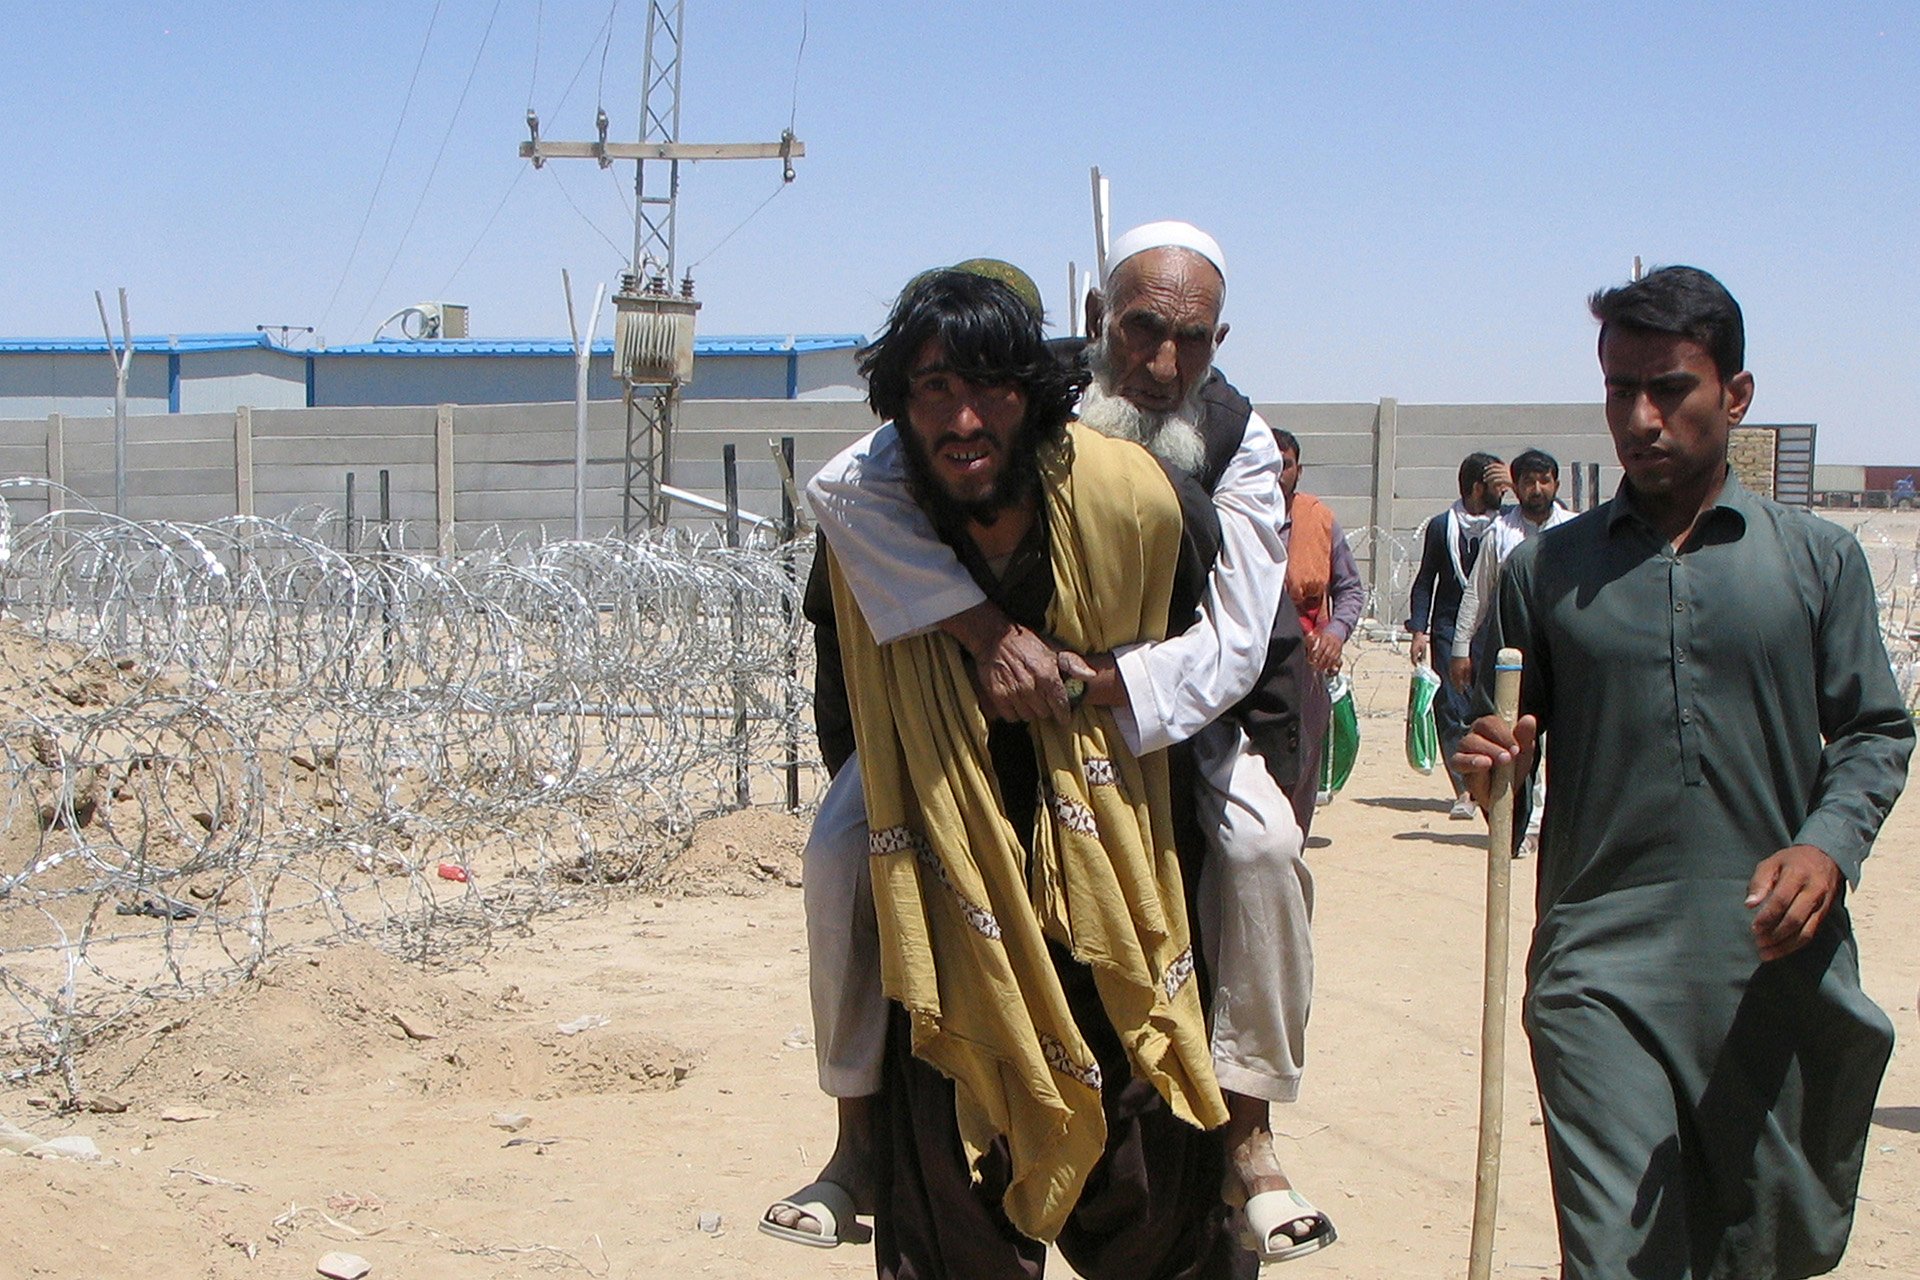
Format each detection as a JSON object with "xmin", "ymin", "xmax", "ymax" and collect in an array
[
  {"xmin": 802, "ymin": 264, "xmax": 1248, "ymax": 1277},
  {"xmin": 774, "ymin": 224, "xmax": 1334, "ymax": 1265}
]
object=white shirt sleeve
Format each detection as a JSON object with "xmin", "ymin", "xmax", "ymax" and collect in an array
[
  {"xmin": 1452, "ymin": 536, "xmax": 1492, "ymax": 660},
  {"xmin": 1112, "ymin": 408, "xmax": 1289, "ymax": 754},
  {"xmin": 804, "ymin": 423, "xmax": 987, "ymax": 644},
  {"xmin": 1454, "ymin": 517, "xmax": 1519, "ymax": 660}
]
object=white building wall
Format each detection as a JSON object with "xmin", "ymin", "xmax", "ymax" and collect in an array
[
  {"xmin": 0, "ymin": 352, "xmax": 170, "ymax": 418},
  {"xmin": 177, "ymin": 349, "xmax": 307, "ymax": 413},
  {"xmin": 3, "ymin": 346, "xmax": 859, "ymax": 416},
  {"xmin": 794, "ymin": 347, "xmax": 865, "ymax": 401}
]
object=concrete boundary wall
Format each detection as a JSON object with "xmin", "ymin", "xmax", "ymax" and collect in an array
[{"xmin": 0, "ymin": 397, "xmax": 1650, "ymax": 582}]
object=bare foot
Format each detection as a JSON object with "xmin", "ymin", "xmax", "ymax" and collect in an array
[
  {"xmin": 1228, "ymin": 1127, "xmax": 1295, "ymax": 1199},
  {"xmin": 765, "ymin": 1096, "xmax": 875, "ymax": 1239},
  {"xmin": 1223, "ymin": 1094, "xmax": 1294, "ymax": 1202},
  {"xmin": 1222, "ymin": 1091, "xmax": 1322, "ymax": 1247}
]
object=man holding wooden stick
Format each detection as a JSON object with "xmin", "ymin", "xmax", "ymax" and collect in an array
[{"xmin": 1453, "ymin": 265, "xmax": 1913, "ymax": 1279}]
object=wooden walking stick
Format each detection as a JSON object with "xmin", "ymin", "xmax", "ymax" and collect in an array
[{"xmin": 1467, "ymin": 647, "xmax": 1525, "ymax": 1280}]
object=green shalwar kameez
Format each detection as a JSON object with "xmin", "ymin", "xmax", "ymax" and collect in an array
[{"xmin": 1478, "ymin": 472, "xmax": 1913, "ymax": 1279}]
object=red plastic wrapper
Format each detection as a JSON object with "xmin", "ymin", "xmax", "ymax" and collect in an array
[{"xmin": 436, "ymin": 863, "xmax": 470, "ymax": 883}]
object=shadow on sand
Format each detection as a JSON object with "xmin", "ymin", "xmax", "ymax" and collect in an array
[
  {"xmin": 1354, "ymin": 795, "xmax": 1454, "ymax": 816},
  {"xmin": 1391, "ymin": 830, "xmax": 1487, "ymax": 849}
]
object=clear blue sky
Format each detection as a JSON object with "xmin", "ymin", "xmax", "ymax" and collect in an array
[{"xmin": 4, "ymin": 2, "xmax": 1915, "ymax": 462}]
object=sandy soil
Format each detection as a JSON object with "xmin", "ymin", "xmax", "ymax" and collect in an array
[{"xmin": 4, "ymin": 647, "xmax": 1917, "ymax": 1280}]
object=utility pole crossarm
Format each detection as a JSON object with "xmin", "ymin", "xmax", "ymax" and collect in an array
[
  {"xmin": 520, "ymin": 137, "xmax": 804, "ymax": 163},
  {"xmin": 516, "ymin": 0, "xmax": 806, "ymax": 535}
]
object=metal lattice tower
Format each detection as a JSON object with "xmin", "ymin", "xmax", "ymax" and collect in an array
[
  {"xmin": 633, "ymin": 1, "xmax": 686, "ymax": 281},
  {"xmin": 519, "ymin": 1, "xmax": 802, "ymax": 536},
  {"xmin": 624, "ymin": 1, "xmax": 686, "ymax": 534}
]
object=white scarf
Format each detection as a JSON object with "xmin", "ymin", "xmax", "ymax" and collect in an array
[{"xmin": 1444, "ymin": 500, "xmax": 1495, "ymax": 587}]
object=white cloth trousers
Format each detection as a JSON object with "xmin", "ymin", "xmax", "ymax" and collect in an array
[
  {"xmin": 802, "ymin": 758, "xmax": 886, "ymax": 1097},
  {"xmin": 1191, "ymin": 721, "xmax": 1313, "ymax": 1103},
  {"xmin": 804, "ymin": 723, "xmax": 1313, "ymax": 1103}
]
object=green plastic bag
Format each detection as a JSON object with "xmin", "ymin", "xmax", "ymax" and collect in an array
[
  {"xmin": 1319, "ymin": 673, "xmax": 1359, "ymax": 796},
  {"xmin": 1406, "ymin": 664, "xmax": 1442, "ymax": 774}
]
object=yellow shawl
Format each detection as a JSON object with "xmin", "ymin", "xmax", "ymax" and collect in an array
[{"xmin": 828, "ymin": 423, "xmax": 1226, "ymax": 1243}]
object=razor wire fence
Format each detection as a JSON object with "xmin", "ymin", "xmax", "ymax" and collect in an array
[
  {"xmin": 0, "ymin": 484, "xmax": 820, "ymax": 1093},
  {"xmin": 1827, "ymin": 512, "xmax": 1920, "ymax": 713},
  {"xmin": 0, "ymin": 482, "xmax": 1911, "ymax": 1094}
]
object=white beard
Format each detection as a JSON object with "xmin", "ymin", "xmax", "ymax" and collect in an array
[
  {"xmin": 1079, "ymin": 333, "xmax": 1213, "ymax": 475},
  {"xmin": 1077, "ymin": 373, "xmax": 1209, "ymax": 476}
]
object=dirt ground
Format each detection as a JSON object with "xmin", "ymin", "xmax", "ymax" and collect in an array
[{"xmin": 4, "ymin": 646, "xmax": 1917, "ymax": 1279}]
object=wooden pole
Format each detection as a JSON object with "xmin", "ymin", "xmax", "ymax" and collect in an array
[
  {"xmin": 779, "ymin": 435, "xmax": 800, "ymax": 813},
  {"xmin": 1467, "ymin": 647, "xmax": 1525, "ymax": 1280},
  {"xmin": 724, "ymin": 444, "xmax": 748, "ymax": 806}
]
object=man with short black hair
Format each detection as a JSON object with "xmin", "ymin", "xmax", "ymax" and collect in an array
[
  {"xmin": 1406, "ymin": 451, "xmax": 1509, "ymax": 817},
  {"xmin": 1449, "ymin": 447, "xmax": 1574, "ymax": 855},
  {"xmin": 1450, "ymin": 448, "xmax": 1574, "ymax": 695},
  {"xmin": 1454, "ymin": 265, "xmax": 1912, "ymax": 1278}
]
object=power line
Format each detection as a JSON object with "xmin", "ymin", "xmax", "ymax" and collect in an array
[
  {"xmin": 687, "ymin": 178, "xmax": 788, "ymax": 272},
  {"xmin": 432, "ymin": 2, "xmax": 630, "ymax": 301},
  {"xmin": 351, "ymin": 0, "xmax": 507, "ymax": 337},
  {"xmin": 595, "ymin": 0, "xmax": 622, "ymax": 114},
  {"xmin": 438, "ymin": 166, "xmax": 530, "ymax": 295},
  {"xmin": 687, "ymin": 3, "xmax": 809, "ymax": 273},
  {"xmin": 317, "ymin": 0, "xmax": 445, "ymax": 338},
  {"xmin": 550, "ymin": 3, "xmax": 619, "ymax": 123},
  {"xmin": 607, "ymin": 159, "xmax": 636, "ymax": 225},
  {"xmin": 527, "ymin": 0, "xmax": 543, "ymax": 110},
  {"xmin": 788, "ymin": 2, "xmax": 808, "ymax": 134},
  {"xmin": 548, "ymin": 167, "xmax": 631, "ymax": 265}
]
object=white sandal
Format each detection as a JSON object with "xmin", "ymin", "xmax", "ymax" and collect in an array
[
  {"xmin": 758, "ymin": 1179, "xmax": 867, "ymax": 1248},
  {"xmin": 1236, "ymin": 1187, "xmax": 1337, "ymax": 1263}
]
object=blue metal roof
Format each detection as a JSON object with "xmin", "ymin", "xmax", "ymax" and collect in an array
[
  {"xmin": 0, "ymin": 333, "xmax": 865, "ymax": 357},
  {"xmin": 0, "ymin": 332, "xmax": 278, "ymax": 354},
  {"xmin": 318, "ymin": 334, "xmax": 864, "ymax": 357}
]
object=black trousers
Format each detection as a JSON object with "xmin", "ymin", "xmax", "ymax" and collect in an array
[{"xmin": 871, "ymin": 945, "xmax": 1255, "ymax": 1280}]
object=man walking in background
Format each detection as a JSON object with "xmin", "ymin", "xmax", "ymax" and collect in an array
[
  {"xmin": 1406, "ymin": 451, "xmax": 1507, "ymax": 818},
  {"xmin": 1449, "ymin": 448, "xmax": 1574, "ymax": 695},
  {"xmin": 1272, "ymin": 430, "xmax": 1365, "ymax": 833},
  {"xmin": 1450, "ymin": 447, "xmax": 1574, "ymax": 855}
]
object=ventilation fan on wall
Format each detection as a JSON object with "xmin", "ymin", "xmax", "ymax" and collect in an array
[{"xmin": 375, "ymin": 302, "xmax": 470, "ymax": 341}]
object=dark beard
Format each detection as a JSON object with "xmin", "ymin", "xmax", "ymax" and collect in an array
[{"xmin": 897, "ymin": 423, "xmax": 1041, "ymax": 542}]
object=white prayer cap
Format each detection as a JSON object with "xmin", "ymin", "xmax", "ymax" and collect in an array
[{"xmin": 1104, "ymin": 220, "xmax": 1227, "ymax": 290}]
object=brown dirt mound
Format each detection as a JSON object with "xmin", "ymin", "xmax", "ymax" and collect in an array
[
  {"xmin": 405, "ymin": 1024, "xmax": 695, "ymax": 1099},
  {"xmin": 657, "ymin": 805, "xmax": 806, "ymax": 896},
  {"xmin": 0, "ymin": 622, "xmax": 151, "ymax": 718},
  {"xmin": 72, "ymin": 940, "xmax": 698, "ymax": 1112},
  {"xmin": 79, "ymin": 941, "xmax": 491, "ymax": 1106}
]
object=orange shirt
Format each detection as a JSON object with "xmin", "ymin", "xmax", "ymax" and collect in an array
[{"xmin": 1285, "ymin": 492, "xmax": 1335, "ymax": 632}]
